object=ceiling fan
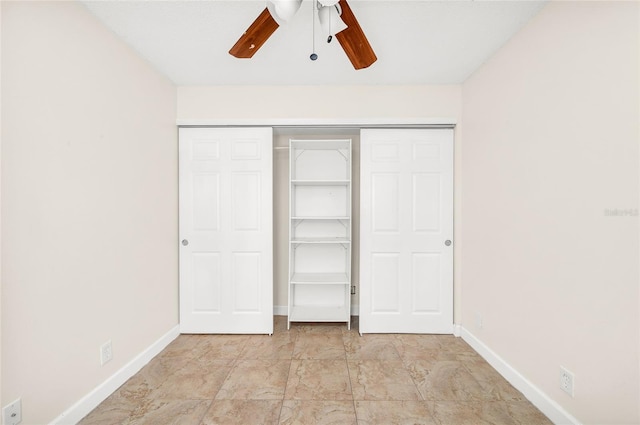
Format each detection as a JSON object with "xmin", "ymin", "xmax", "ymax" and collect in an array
[{"xmin": 229, "ymin": 0, "xmax": 377, "ymax": 70}]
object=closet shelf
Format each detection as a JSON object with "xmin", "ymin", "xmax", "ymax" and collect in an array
[
  {"xmin": 291, "ymin": 216, "xmax": 350, "ymax": 221},
  {"xmin": 291, "ymin": 180, "xmax": 350, "ymax": 186},
  {"xmin": 291, "ymin": 237, "xmax": 350, "ymax": 244},
  {"xmin": 290, "ymin": 273, "xmax": 350, "ymax": 284}
]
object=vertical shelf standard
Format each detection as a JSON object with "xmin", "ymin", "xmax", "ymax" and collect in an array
[{"xmin": 288, "ymin": 139, "xmax": 352, "ymax": 329}]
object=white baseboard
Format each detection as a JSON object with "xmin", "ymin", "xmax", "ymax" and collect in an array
[
  {"xmin": 274, "ymin": 305, "xmax": 360, "ymax": 317},
  {"xmin": 50, "ymin": 325, "xmax": 180, "ymax": 425},
  {"xmin": 453, "ymin": 324, "xmax": 462, "ymax": 337},
  {"xmin": 460, "ymin": 327, "xmax": 581, "ymax": 425}
]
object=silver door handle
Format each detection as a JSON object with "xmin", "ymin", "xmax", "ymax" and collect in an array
[
  {"xmin": 445, "ymin": 240, "xmax": 452, "ymax": 246},
  {"xmin": 181, "ymin": 239, "xmax": 189, "ymax": 246}
]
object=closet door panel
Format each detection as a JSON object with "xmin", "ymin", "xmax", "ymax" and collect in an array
[
  {"xmin": 231, "ymin": 172, "xmax": 261, "ymax": 231},
  {"xmin": 360, "ymin": 128, "xmax": 453, "ymax": 334},
  {"xmin": 180, "ymin": 127, "xmax": 273, "ymax": 334},
  {"xmin": 192, "ymin": 252, "xmax": 222, "ymax": 312},
  {"xmin": 370, "ymin": 253, "xmax": 401, "ymax": 313},
  {"xmin": 232, "ymin": 252, "xmax": 262, "ymax": 312},
  {"xmin": 371, "ymin": 173, "xmax": 400, "ymax": 232}
]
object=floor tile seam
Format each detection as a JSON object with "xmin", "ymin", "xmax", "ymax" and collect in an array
[
  {"xmin": 419, "ymin": 365, "xmax": 502, "ymax": 403},
  {"xmin": 195, "ymin": 337, "xmax": 241, "ymax": 362},
  {"xmin": 149, "ymin": 396, "xmax": 223, "ymax": 401},
  {"xmin": 237, "ymin": 338, "xmax": 297, "ymax": 360},
  {"xmin": 195, "ymin": 398, "xmax": 215, "ymax": 425},
  {"xmin": 232, "ymin": 336, "xmax": 251, "ymax": 362},
  {"xmin": 457, "ymin": 358, "xmax": 507, "ymax": 401},
  {"xmin": 340, "ymin": 335, "xmax": 360, "ymax": 420},
  {"xmin": 352, "ymin": 399, "xmax": 444, "ymax": 425},
  {"xmin": 235, "ymin": 338, "xmax": 261, "ymax": 360},
  {"xmin": 401, "ymin": 358, "xmax": 445, "ymax": 425},
  {"xmin": 458, "ymin": 366, "xmax": 530, "ymax": 402},
  {"xmin": 277, "ymin": 357, "xmax": 295, "ymax": 424},
  {"xmin": 343, "ymin": 344, "xmax": 360, "ymax": 425},
  {"xmin": 134, "ymin": 368, "xmax": 177, "ymax": 397},
  {"xmin": 211, "ymin": 396, "xmax": 286, "ymax": 401},
  {"xmin": 290, "ymin": 328, "xmax": 302, "ymax": 358},
  {"xmin": 387, "ymin": 335, "xmax": 405, "ymax": 363},
  {"xmin": 282, "ymin": 396, "xmax": 355, "ymax": 401},
  {"xmin": 351, "ymin": 396, "xmax": 432, "ymax": 401},
  {"xmin": 208, "ymin": 356, "xmax": 246, "ymax": 402},
  {"xmin": 137, "ymin": 379, "xmax": 191, "ymax": 403},
  {"xmin": 423, "ymin": 395, "xmax": 495, "ymax": 402},
  {"xmin": 427, "ymin": 401, "xmax": 445, "ymax": 425}
]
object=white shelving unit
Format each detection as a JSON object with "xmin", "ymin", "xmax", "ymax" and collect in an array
[{"xmin": 288, "ymin": 139, "xmax": 352, "ymax": 329}]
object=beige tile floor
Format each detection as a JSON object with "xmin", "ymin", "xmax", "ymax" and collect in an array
[{"xmin": 80, "ymin": 316, "xmax": 552, "ymax": 425}]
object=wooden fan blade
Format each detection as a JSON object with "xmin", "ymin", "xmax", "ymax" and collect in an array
[
  {"xmin": 335, "ymin": 0, "xmax": 377, "ymax": 70},
  {"xmin": 229, "ymin": 8, "xmax": 279, "ymax": 58}
]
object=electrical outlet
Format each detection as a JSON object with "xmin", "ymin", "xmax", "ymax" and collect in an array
[
  {"xmin": 351, "ymin": 286, "xmax": 356, "ymax": 295},
  {"xmin": 2, "ymin": 398, "xmax": 22, "ymax": 425},
  {"xmin": 560, "ymin": 366, "xmax": 574, "ymax": 397},
  {"xmin": 100, "ymin": 340, "xmax": 113, "ymax": 365}
]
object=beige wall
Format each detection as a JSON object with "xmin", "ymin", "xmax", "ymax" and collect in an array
[
  {"xmin": 178, "ymin": 85, "xmax": 463, "ymax": 320},
  {"xmin": 177, "ymin": 85, "xmax": 461, "ymax": 122},
  {"xmin": 461, "ymin": 2, "xmax": 639, "ymax": 423},
  {"xmin": 1, "ymin": 2, "xmax": 177, "ymax": 424},
  {"xmin": 0, "ymin": 2, "xmax": 3, "ymax": 409}
]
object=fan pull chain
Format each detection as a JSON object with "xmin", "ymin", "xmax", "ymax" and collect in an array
[
  {"xmin": 310, "ymin": 0, "xmax": 318, "ymax": 60},
  {"xmin": 327, "ymin": 4, "xmax": 332, "ymax": 43}
]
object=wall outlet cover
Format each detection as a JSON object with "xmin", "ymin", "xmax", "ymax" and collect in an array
[
  {"xmin": 560, "ymin": 366, "xmax": 574, "ymax": 397},
  {"xmin": 2, "ymin": 398, "xmax": 22, "ymax": 425},
  {"xmin": 100, "ymin": 340, "xmax": 113, "ymax": 365}
]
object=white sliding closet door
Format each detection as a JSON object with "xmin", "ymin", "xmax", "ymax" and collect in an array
[
  {"xmin": 179, "ymin": 127, "xmax": 273, "ymax": 334},
  {"xmin": 360, "ymin": 129, "xmax": 453, "ymax": 334}
]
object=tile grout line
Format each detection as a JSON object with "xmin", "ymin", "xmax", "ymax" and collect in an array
[
  {"xmin": 425, "ymin": 338, "xmax": 446, "ymax": 425},
  {"xmin": 394, "ymin": 335, "xmax": 444, "ymax": 425},
  {"xmin": 343, "ymin": 327, "xmax": 360, "ymax": 425},
  {"xmin": 276, "ymin": 328, "xmax": 298, "ymax": 424},
  {"xmin": 199, "ymin": 336, "xmax": 251, "ymax": 423}
]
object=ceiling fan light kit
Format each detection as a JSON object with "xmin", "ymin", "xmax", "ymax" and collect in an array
[
  {"xmin": 229, "ymin": 0, "xmax": 376, "ymax": 70},
  {"xmin": 266, "ymin": 0, "xmax": 303, "ymax": 25},
  {"xmin": 317, "ymin": 2, "xmax": 348, "ymax": 40}
]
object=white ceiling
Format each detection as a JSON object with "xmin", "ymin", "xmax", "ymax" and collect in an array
[{"xmin": 81, "ymin": 0, "xmax": 547, "ymax": 86}]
